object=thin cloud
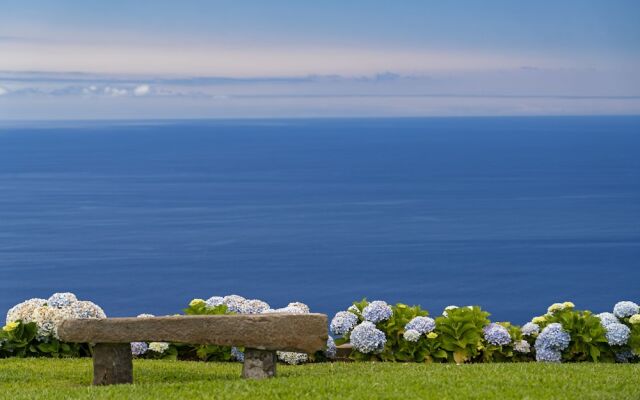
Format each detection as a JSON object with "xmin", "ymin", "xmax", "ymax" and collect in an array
[{"xmin": 133, "ymin": 84, "xmax": 150, "ymax": 96}]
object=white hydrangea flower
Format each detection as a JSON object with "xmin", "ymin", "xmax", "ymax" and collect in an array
[
  {"xmin": 514, "ymin": 340, "xmax": 531, "ymax": 353},
  {"xmin": 137, "ymin": 313, "xmax": 155, "ymax": 318},
  {"xmin": 547, "ymin": 303, "xmax": 565, "ymax": 314},
  {"xmin": 148, "ymin": 342, "xmax": 170, "ymax": 354},
  {"xmin": 286, "ymin": 302, "xmax": 310, "ymax": 313},
  {"xmin": 442, "ymin": 305, "xmax": 458, "ymax": 317},
  {"xmin": 6, "ymin": 298, "xmax": 46, "ymax": 325},
  {"xmin": 403, "ymin": 329, "xmax": 421, "ymax": 342},
  {"xmin": 277, "ymin": 351, "xmax": 308, "ymax": 365},
  {"xmin": 264, "ymin": 306, "xmax": 306, "ymax": 314},
  {"xmin": 31, "ymin": 306, "xmax": 66, "ymax": 339}
]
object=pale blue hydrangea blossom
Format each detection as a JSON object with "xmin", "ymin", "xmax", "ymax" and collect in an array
[
  {"xmin": 231, "ymin": 347, "xmax": 244, "ymax": 362},
  {"xmin": 483, "ymin": 323, "xmax": 512, "ymax": 346},
  {"xmin": 131, "ymin": 342, "xmax": 148, "ymax": 356},
  {"xmin": 70, "ymin": 301, "xmax": 106, "ymax": 319},
  {"xmin": 535, "ymin": 346, "xmax": 562, "ymax": 362},
  {"xmin": 47, "ymin": 292, "xmax": 77, "ymax": 308},
  {"xmin": 325, "ymin": 336, "xmax": 337, "ymax": 359},
  {"xmin": 206, "ymin": 296, "xmax": 224, "ymax": 307},
  {"xmin": 222, "ymin": 295, "xmax": 246, "ymax": 313},
  {"xmin": 613, "ymin": 301, "xmax": 639, "ymax": 319},
  {"xmin": 596, "ymin": 312, "xmax": 619, "ymax": 327},
  {"xmin": 404, "ymin": 316, "xmax": 435, "ymax": 334},
  {"xmin": 521, "ymin": 322, "xmax": 540, "ymax": 336},
  {"xmin": 239, "ymin": 299, "xmax": 270, "ymax": 314},
  {"xmin": 604, "ymin": 323, "xmax": 631, "ymax": 346},
  {"xmin": 330, "ymin": 311, "xmax": 359, "ymax": 336},
  {"xmin": 350, "ymin": 321, "xmax": 386, "ymax": 354},
  {"xmin": 362, "ymin": 301, "xmax": 392, "ymax": 323},
  {"xmin": 403, "ymin": 329, "xmax": 421, "ymax": 342},
  {"xmin": 535, "ymin": 323, "xmax": 570, "ymax": 363}
]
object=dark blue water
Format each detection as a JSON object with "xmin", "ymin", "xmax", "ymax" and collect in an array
[{"xmin": 0, "ymin": 117, "xmax": 639, "ymax": 323}]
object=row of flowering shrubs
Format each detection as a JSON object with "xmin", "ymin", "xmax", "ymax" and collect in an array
[
  {"xmin": 331, "ymin": 299, "xmax": 639, "ymax": 363},
  {"xmin": 2, "ymin": 293, "xmax": 638, "ymax": 364}
]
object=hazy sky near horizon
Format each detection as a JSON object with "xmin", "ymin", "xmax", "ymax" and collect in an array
[{"xmin": 1, "ymin": 0, "xmax": 640, "ymax": 119}]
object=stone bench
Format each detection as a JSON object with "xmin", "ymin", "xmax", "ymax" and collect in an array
[{"xmin": 58, "ymin": 313, "xmax": 328, "ymax": 385}]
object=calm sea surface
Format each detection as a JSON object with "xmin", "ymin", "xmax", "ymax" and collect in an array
[{"xmin": 0, "ymin": 117, "xmax": 638, "ymax": 322}]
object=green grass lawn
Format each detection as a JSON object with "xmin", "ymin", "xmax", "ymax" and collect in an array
[{"xmin": 0, "ymin": 359, "xmax": 638, "ymax": 399}]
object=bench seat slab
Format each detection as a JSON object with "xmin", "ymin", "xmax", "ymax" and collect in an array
[{"xmin": 58, "ymin": 314, "xmax": 327, "ymax": 354}]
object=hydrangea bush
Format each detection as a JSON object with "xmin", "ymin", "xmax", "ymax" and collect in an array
[
  {"xmin": 1, "ymin": 292, "xmax": 105, "ymax": 358},
  {"xmin": 331, "ymin": 298, "xmax": 440, "ymax": 362},
  {"xmin": 177, "ymin": 294, "xmax": 326, "ymax": 364}
]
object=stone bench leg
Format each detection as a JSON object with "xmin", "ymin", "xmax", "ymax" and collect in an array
[
  {"xmin": 92, "ymin": 343, "xmax": 133, "ymax": 385},
  {"xmin": 242, "ymin": 348, "xmax": 277, "ymax": 379}
]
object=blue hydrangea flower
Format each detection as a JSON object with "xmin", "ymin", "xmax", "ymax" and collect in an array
[
  {"xmin": 596, "ymin": 312, "xmax": 619, "ymax": 327},
  {"xmin": 403, "ymin": 329, "xmax": 421, "ymax": 342},
  {"xmin": 231, "ymin": 347, "xmax": 244, "ymax": 362},
  {"xmin": 206, "ymin": 296, "xmax": 224, "ymax": 307},
  {"xmin": 223, "ymin": 295, "xmax": 246, "ymax": 313},
  {"xmin": 521, "ymin": 322, "xmax": 540, "ymax": 336},
  {"xmin": 535, "ymin": 323, "xmax": 570, "ymax": 352},
  {"xmin": 614, "ymin": 348, "xmax": 636, "ymax": 363},
  {"xmin": 513, "ymin": 340, "xmax": 531, "ymax": 353},
  {"xmin": 330, "ymin": 311, "xmax": 358, "ymax": 336},
  {"xmin": 605, "ymin": 323, "xmax": 631, "ymax": 346},
  {"xmin": 483, "ymin": 323, "xmax": 512, "ymax": 346},
  {"xmin": 47, "ymin": 292, "xmax": 77, "ymax": 308},
  {"xmin": 131, "ymin": 342, "xmax": 148, "ymax": 356},
  {"xmin": 350, "ymin": 321, "xmax": 386, "ymax": 354},
  {"xmin": 613, "ymin": 301, "xmax": 639, "ymax": 319},
  {"xmin": 325, "ymin": 336, "xmax": 337, "ymax": 359},
  {"xmin": 405, "ymin": 316, "xmax": 435, "ymax": 334},
  {"xmin": 70, "ymin": 301, "xmax": 106, "ymax": 319},
  {"xmin": 239, "ymin": 299, "xmax": 270, "ymax": 314},
  {"xmin": 535, "ymin": 346, "xmax": 562, "ymax": 363},
  {"xmin": 362, "ymin": 301, "xmax": 392, "ymax": 323}
]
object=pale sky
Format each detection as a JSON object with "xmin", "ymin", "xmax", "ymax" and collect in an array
[{"xmin": 1, "ymin": 0, "xmax": 639, "ymax": 119}]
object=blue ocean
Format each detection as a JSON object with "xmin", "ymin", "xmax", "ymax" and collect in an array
[{"xmin": 0, "ymin": 117, "xmax": 638, "ymax": 323}]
